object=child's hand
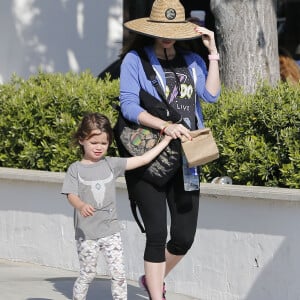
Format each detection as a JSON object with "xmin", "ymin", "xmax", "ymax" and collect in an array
[
  {"xmin": 79, "ymin": 203, "xmax": 95, "ymax": 217},
  {"xmin": 163, "ymin": 135, "xmax": 173, "ymax": 143}
]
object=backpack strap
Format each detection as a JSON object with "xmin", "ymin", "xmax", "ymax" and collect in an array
[
  {"xmin": 106, "ymin": 156, "xmax": 145, "ymax": 232},
  {"xmin": 135, "ymin": 49, "xmax": 167, "ymax": 103},
  {"xmin": 130, "ymin": 199, "xmax": 145, "ymax": 233},
  {"xmin": 136, "ymin": 48, "xmax": 185, "ymax": 125}
]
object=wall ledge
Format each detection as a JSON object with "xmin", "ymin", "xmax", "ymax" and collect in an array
[{"xmin": 0, "ymin": 167, "xmax": 299, "ymax": 202}]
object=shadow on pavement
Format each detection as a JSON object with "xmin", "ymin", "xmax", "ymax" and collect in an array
[{"xmin": 27, "ymin": 277, "xmax": 149, "ymax": 300}]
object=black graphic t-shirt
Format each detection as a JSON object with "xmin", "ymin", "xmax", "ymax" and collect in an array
[{"xmin": 159, "ymin": 55, "xmax": 196, "ymax": 130}]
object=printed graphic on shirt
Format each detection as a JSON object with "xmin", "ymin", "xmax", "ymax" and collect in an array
[
  {"xmin": 165, "ymin": 67, "xmax": 196, "ymax": 130},
  {"xmin": 78, "ymin": 172, "xmax": 113, "ymax": 208},
  {"xmin": 165, "ymin": 72, "xmax": 194, "ymax": 104}
]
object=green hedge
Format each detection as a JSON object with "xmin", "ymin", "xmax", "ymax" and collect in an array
[
  {"xmin": 0, "ymin": 71, "xmax": 119, "ymax": 172},
  {"xmin": 202, "ymin": 84, "xmax": 300, "ymax": 188},
  {"xmin": 0, "ymin": 71, "xmax": 299, "ymax": 188}
]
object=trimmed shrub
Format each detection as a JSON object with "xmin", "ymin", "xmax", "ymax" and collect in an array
[
  {"xmin": 0, "ymin": 72, "xmax": 299, "ymax": 188},
  {"xmin": 0, "ymin": 71, "xmax": 119, "ymax": 172},
  {"xmin": 202, "ymin": 83, "xmax": 300, "ymax": 188}
]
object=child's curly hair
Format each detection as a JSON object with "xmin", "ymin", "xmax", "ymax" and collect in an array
[{"xmin": 73, "ymin": 112, "xmax": 114, "ymax": 153}]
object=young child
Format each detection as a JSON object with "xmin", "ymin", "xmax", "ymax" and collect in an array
[{"xmin": 61, "ymin": 112, "xmax": 172, "ymax": 300}]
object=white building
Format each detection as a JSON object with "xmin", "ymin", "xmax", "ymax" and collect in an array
[
  {"xmin": 0, "ymin": 0, "xmax": 123, "ymax": 83},
  {"xmin": 1, "ymin": 0, "xmax": 299, "ymax": 84}
]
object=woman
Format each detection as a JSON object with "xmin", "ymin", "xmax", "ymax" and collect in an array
[{"xmin": 119, "ymin": 1, "xmax": 221, "ymax": 299}]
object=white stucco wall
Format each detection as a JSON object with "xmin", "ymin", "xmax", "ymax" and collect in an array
[
  {"xmin": 0, "ymin": 0, "xmax": 123, "ymax": 83},
  {"xmin": 0, "ymin": 167, "xmax": 300, "ymax": 300}
]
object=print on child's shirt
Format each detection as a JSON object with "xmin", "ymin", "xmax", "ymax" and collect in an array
[{"xmin": 78, "ymin": 172, "xmax": 113, "ymax": 209}]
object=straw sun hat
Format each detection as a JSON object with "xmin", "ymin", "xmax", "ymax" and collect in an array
[{"xmin": 124, "ymin": 0, "xmax": 200, "ymax": 40}]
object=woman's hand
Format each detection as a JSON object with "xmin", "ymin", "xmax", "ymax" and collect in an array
[
  {"xmin": 194, "ymin": 26, "xmax": 218, "ymax": 54},
  {"xmin": 164, "ymin": 123, "xmax": 191, "ymax": 140},
  {"xmin": 194, "ymin": 26, "xmax": 221, "ymax": 95}
]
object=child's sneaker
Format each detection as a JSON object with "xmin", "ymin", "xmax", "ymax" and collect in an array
[{"xmin": 138, "ymin": 275, "xmax": 166, "ymax": 299}]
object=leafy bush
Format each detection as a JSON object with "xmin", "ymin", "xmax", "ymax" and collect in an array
[
  {"xmin": 202, "ymin": 83, "xmax": 300, "ymax": 188},
  {"xmin": 0, "ymin": 72, "xmax": 299, "ymax": 188},
  {"xmin": 0, "ymin": 71, "xmax": 119, "ymax": 172}
]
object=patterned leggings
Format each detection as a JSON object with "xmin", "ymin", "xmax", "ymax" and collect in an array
[{"xmin": 73, "ymin": 232, "xmax": 127, "ymax": 300}]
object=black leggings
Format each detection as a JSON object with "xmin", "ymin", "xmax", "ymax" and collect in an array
[{"xmin": 126, "ymin": 168, "xmax": 200, "ymax": 263}]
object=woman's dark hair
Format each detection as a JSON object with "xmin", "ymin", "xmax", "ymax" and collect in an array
[
  {"xmin": 120, "ymin": 32, "xmax": 208, "ymax": 64},
  {"xmin": 120, "ymin": 33, "xmax": 155, "ymax": 58},
  {"xmin": 73, "ymin": 112, "xmax": 114, "ymax": 153}
]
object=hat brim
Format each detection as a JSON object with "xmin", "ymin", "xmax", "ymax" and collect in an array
[{"xmin": 124, "ymin": 18, "xmax": 201, "ymax": 40}]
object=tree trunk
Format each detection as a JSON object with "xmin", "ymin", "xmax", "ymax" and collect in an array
[{"xmin": 210, "ymin": 0, "xmax": 280, "ymax": 93}]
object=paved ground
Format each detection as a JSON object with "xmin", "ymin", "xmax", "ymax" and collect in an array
[{"xmin": 0, "ymin": 259, "xmax": 198, "ymax": 300}]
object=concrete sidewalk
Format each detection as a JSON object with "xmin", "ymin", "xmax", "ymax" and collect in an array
[{"xmin": 0, "ymin": 259, "xmax": 198, "ymax": 300}]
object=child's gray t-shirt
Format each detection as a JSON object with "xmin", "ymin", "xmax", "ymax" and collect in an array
[{"xmin": 61, "ymin": 157, "xmax": 127, "ymax": 240}]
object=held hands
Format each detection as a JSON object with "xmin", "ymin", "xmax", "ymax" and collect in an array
[
  {"xmin": 79, "ymin": 203, "xmax": 95, "ymax": 217},
  {"xmin": 163, "ymin": 123, "xmax": 192, "ymax": 141},
  {"xmin": 162, "ymin": 134, "xmax": 173, "ymax": 143},
  {"xmin": 194, "ymin": 26, "xmax": 218, "ymax": 54}
]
